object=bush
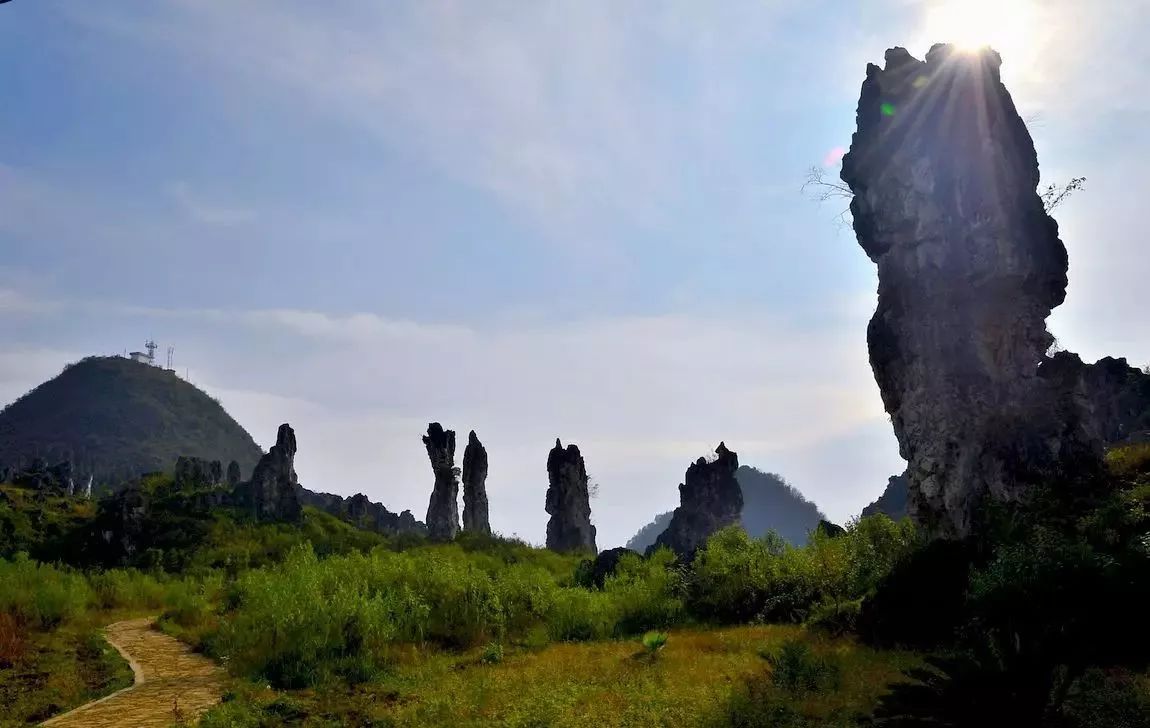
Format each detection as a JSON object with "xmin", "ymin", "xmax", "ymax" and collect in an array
[
  {"xmin": 603, "ymin": 549, "xmax": 683, "ymax": 634},
  {"xmin": 481, "ymin": 641, "xmax": 504, "ymax": 664},
  {"xmin": 763, "ymin": 640, "xmax": 840, "ymax": 695},
  {"xmin": 0, "ymin": 553, "xmax": 92, "ymax": 628},
  {"xmin": 641, "ymin": 631, "xmax": 668, "ymax": 654},
  {"xmin": 687, "ymin": 517, "xmax": 916, "ymax": 626},
  {"xmin": 805, "ymin": 599, "xmax": 861, "ymax": 637}
]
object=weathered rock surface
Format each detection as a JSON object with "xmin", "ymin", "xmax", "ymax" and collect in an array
[
  {"xmin": 461, "ymin": 430, "xmax": 491, "ymax": 535},
  {"xmin": 545, "ymin": 439, "xmax": 597, "ymax": 553},
  {"xmin": 841, "ymin": 45, "xmax": 1101, "ymax": 538},
  {"xmin": 173, "ymin": 456, "xmax": 223, "ymax": 491},
  {"xmin": 225, "ymin": 460, "xmax": 242, "ymax": 487},
  {"xmin": 238, "ymin": 424, "xmax": 303, "ymax": 522},
  {"xmin": 650, "ymin": 442, "xmax": 742, "ymax": 558},
  {"xmin": 296, "ymin": 488, "xmax": 426, "ymax": 536},
  {"xmin": 12, "ymin": 458, "xmax": 75, "ymax": 495},
  {"xmin": 423, "ymin": 423, "xmax": 460, "ymax": 541},
  {"xmin": 1041, "ymin": 353, "xmax": 1150, "ymax": 445},
  {"xmin": 97, "ymin": 483, "xmax": 149, "ymax": 560}
]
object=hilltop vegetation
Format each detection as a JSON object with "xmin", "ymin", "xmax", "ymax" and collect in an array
[{"xmin": 0, "ymin": 356, "xmax": 263, "ymax": 492}]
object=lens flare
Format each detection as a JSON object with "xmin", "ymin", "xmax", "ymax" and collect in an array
[{"xmin": 921, "ymin": 0, "xmax": 1036, "ymax": 61}]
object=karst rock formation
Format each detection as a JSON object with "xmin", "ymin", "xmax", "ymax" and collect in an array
[
  {"xmin": 461, "ymin": 430, "xmax": 491, "ymax": 535},
  {"xmin": 423, "ymin": 422, "xmax": 461, "ymax": 541},
  {"xmin": 840, "ymin": 45, "xmax": 1101, "ymax": 537},
  {"xmin": 650, "ymin": 442, "xmax": 743, "ymax": 558},
  {"xmin": 545, "ymin": 439, "xmax": 597, "ymax": 553},
  {"xmin": 240, "ymin": 423, "xmax": 303, "ymax": 522}
]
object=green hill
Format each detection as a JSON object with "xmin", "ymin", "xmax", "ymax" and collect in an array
[
  {"xmin": 0, "ymin": 356, "xmax": 263, "ymax": 492},
  {"xmin": 626, "ymin": 465, "xmax": 825, "ymax": 551}
]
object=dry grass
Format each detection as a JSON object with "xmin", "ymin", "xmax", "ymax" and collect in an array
[
  {"xmin": 0, "ymin": 613, "xmax": 26, "ymax": 667},
  {"xmin": 206, "ymin": 625, "xmax": 920, "ymax": 727}
]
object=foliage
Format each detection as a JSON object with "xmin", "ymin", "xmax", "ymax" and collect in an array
[
  {"xmin": 641, "ymin": 630, "xmax": 668, "ymax": 654},
  {"xmin": 763, "ymin": 639, "xmax": 841, "ymax": 695},
  {"xmin": 686, "ymin": 515, "xmax": 917, "ymax": 624}
]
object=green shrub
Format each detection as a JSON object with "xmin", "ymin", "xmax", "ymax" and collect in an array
[
  {"xmin": 641, "ymin": 631, "xmax": 668, "ymax": 654},
  {"xmin": 805, "ymin": 599, "xmax": 861, "ymax": 637},
  {"xmin": 603, "ymin": 549, "xmax": 683, "ymax": 635},
  {"xmin": 546, "ymin": 587, "xmax": 617, "ymax": 642},
  {"xmin": 762, "ymin": 640, "xmax": 840, "ymax": 695},
  {"xmin": 0, "ymin": 553, "xmax": 92, "ymax": 628},
  {"xmin": 481, "ymin": 641, "xmax": 504, "ymax": 664}
]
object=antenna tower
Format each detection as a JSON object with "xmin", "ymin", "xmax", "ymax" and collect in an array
[
  {"xmin": 145, "ymin": 339, "xmax": 158, "ymax": 364},
  {"xmin": 167, "ymin": 346, "xmax": 174, "ymax": 370}
]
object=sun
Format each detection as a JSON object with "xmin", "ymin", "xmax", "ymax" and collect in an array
[{"xmin": 921, "ymin": 0, "xmax": 1037, "ymax": 64}]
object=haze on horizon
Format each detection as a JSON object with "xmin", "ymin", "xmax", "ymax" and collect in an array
[{"xmin": 2, "ymin": 0, "xmax": 1148, "ymax": 547}]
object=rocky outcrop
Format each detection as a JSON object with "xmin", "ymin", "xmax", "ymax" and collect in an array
[
  {"xmin": 12, "ymin": 459, "xmax": 75, "ymax": 495},
  {"xmin": 861, "ymin": 473, "xmax": 910, "ymax": 520},
  {"xmin": 650, "ymin": 442, "xmax": 742, "ymax": 558},
  {"xmin": 98, "ymin": 483, "xmax": 149, "ymax": 560},
  {"xmin": 1041, "ymin": 353, "xmax": 1150, "ymax": 445},
  {"xmin": 173, "ymin": 456, "xmax": 223, "ymax": 491},
  {"xmin": 423, "ymin": 423, "xmax": 460, "ymax": 541},
  {"xmin": 297, "ymin": 487, "xmax": 426, "ymax": 536},
  {"xmin": 238, "ymin": 424, "xmax": 303, "ymax": 522},
  {"xmin": 461, "ymin": 430, "xmax": 491, "ymax": 535},
  {"xmin": 225, "ymin": 460, "xmax": 242, "ymax": 487},
  {"xmin": 545, "ymin": 439, "xmax": 597, "ymax": 553},
  {"xmin": 840, "ymin": 45, "xmax": 1101, "ymax": 538},
  {"xmin": 580, "ymin": 547, "xmax": 637, "ymax": 589}
]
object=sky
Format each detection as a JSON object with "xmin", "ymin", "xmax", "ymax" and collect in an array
[{"xmin": 2, "ymin": 1, "xmax": 1148, "ymax": 547}]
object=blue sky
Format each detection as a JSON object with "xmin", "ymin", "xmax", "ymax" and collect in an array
[{"xmin": 2, "ymin": 1, "xmax": 1148, "ymax": 547}]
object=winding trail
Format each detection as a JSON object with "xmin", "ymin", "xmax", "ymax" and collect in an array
[{"xmin": 41, "ymin": 617, "xmax": 226, "ymax": 727}]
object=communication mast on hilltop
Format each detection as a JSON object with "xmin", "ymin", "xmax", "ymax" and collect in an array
[
  {"xmin": 145, "ymin": 340, "xmax": 158, "ymax": 363},
  {"xmin": 166, "ymin": 346, "xmax": 174, "ymax": 370}
]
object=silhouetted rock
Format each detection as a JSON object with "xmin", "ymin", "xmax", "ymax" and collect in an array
[
  {"xmin": 225, "ymin": 460, "xmax": 242, "ymax": 487},
  {"xmin": 545, "ymin": 439, "xmax": 597, "ymax": 553},
  {"xmin": 461, "ymin": 430, "xmax": 490, "ymax": 535},
  {"xmin": 423, "ymin": 423, "xmax": 460, "ymax": 541},
  {"xmin": 861, "ymin": 473, "xmax": 910, "ymax": 520},
  {"xmin": 816, "ymin": 519, "xmax": 847, "ymax": 538},
  {"xmin": 239, "ymin": 424, "xmax": 302, "ymax": 522},
  {"xmin": 650, "ymin": 442, "xmax": 742, "ymax": 558},
  {"xmin": 318, "ymin": 490, "xmax": 427, "ymax": 536},
  {"xmin": 581, "ymin": 547, "xmax": 637, "ymax": 589},
  {"xmin": 841, "ymin": 45, "xmax": 1101, "ymax": 537}
]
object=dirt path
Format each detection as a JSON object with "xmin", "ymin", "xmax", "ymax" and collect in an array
[{"xmin": 41, "ymin": 617, "xmax": 226, "ymax": 727}]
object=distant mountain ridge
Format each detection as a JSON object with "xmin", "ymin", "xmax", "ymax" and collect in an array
[
  {"xmin": 625, "ymin": 465, "xmax": 825, "ymax": 551},
  {"xmin": 0, "ymin": 356, "xmax": 264, "ymax": 492}
]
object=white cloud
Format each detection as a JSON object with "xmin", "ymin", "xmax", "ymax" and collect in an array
[{"xmin": 0, "ymin": 294, "xmax": 901, "ymax": 546}]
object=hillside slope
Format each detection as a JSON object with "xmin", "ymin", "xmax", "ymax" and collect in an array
[
  {"xmin": 0, "ymin": 356, "xmax": 263, "ymax": 491},
  {"xmin": 626, "ymin": 465, "xmax": 824, "ymax": 551}
]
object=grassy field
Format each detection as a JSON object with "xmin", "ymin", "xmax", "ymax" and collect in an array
[
  {"xmin": 199, "ymin": 625, "xmax": 919, "ymax": 727},
  {"xmin": 0, "ymin": 612, "xmax": 134, "ymax": 727}
]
